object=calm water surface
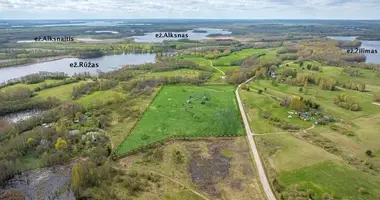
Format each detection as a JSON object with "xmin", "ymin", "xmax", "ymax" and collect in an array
[
  {"xmin": 0, "ymin": 54, "xmax": 156, "ymax": 83},
  {"xmin": 327, "ymin": 36, "xmax": 380, "ymax": 64},
  {"xmin": 133, "ymin": 28, "xmax": 231, "ymax": 43}
]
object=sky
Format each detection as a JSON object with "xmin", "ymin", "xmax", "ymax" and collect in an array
[{"xmin": 0, "ymin": 0, "xmax": 379, "ymax": 19}]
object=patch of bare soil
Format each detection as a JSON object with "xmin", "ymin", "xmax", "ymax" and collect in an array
[
  {"xmin": 188, "ymin": 141, "xmax": 231, "ymax": 199},
  {"xmin": 373, "ymin": 102, "xmax": 380, "ymax": 107}
]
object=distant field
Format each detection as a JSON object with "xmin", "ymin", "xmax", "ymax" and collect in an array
[
  {"xmin": 144, "ymin": 69, "xmax": 201, "ymax": 78},
  {"xmin": 214, "ymin": 65, "xmax": 240, "ymax": 73},
  {"xmin": 247, "ymin": 79, "xmax": 380, "ymax": 121},
  {"xmin": 182, "ymin": 56, "xmax": 212, "ymax": 68},
  {"xmin": 115, "ymin": 85, "xmax": 243, "ymax": 156},
  {"xmin": 212, "ymin": 48, "xmax": 268, "ymax": 66}
]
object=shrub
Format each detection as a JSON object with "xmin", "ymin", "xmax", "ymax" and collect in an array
[
  {"xmin": 374, "ymin": 92, "xmax": 380, "ymax": 102},
  {"xmin": 365, "ymin": 150, "xmax": 372, "ymax": 157},
  {"xmin": 282, "ymin": 68, "xmax": 297, "ymax": 78},
  {"xmin": 258, "ymin": 89, "xmax": 263, "ymax": 94},
  {"xmin": 172, "ymin": 150, "xmax": 184, "ymax": 164},
  {"xmin": 358, "ymin": 187, "xmax": 368, "ymax": 194},
  {"xmin": 334, "ymin": 94, "xmax": 361, "ymax": 111},
  {"xmin": 322, "ymin": 193, "xmax": 334, "ymax": 200}
]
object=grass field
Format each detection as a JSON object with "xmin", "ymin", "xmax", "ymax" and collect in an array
[
  {"xmin": 316, "ymin": 113, "xmax": 380, "ymax": 169},
  {"xmin": 279, "ymin": 161, "xmax": 380, "ymax": 200},
  {"xmin": 211, "ymin": 48, "xmax": 268, "ymax": 66},
  {"xmin": 246, "ymin": 64, "xmax": 380, "ymax": 199},
  {"xmin": 0, "ymin": 79, "xmax": 66, "ymax": 92},
  {"xmin": 214, "ymin": 65, "xmax": 240, "ymax": 73},
  {"xmin": 35, "ymin": 80, "xmax": 87, "ymax": 100},
  {"xmin": 118, "ymin": 138, "xmax": 266, "ymax": 200},
  {"xmin": 256, "ymin": 133, "xmax": 339, "ymax": 172},
  {"xmin": 247, "ymin": 79, "xmax": 380, "ymax": 121},
  {"xmin": 76, "ymin": 90, "xmax": 124, "ymax": 107},
  {"xmin": 144, "ymin": 69, "xmax": 201, "ymax": 78},
  {"xmin": 115, "ymin": 85, "xmax": 243, "ymax": 156}
]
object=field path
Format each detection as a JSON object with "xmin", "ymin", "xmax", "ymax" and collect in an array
[
  {"xmin": 209, "ymin": 60, "xmax": 226, "ymax": 76},
  {"xmin": 112, "ymin": 165, "xmax": 210, "ymax": 200},
  {"xmin": 235, "ymin": 77, "xmax": 277, "ymax": 200},
  {"xmin": 373, "ymin": 102, "xmax": 380, "ymax": 107}
]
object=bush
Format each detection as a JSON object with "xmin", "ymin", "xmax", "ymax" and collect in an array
[
  {"xmin": 334, "ymin": 94, "xmax": 361, "ymax": 111},
  {"xmin": 258, "ymin": 89, "xmax": 263, "ymax": 94},
  {"xmin": 322, "ymin": 193, "xmax": 334, "ymax": 200},
  {"xmin": 365, "ymin": 150, "xmax": 372, "ymax": 157},
  {"xmin": 358, "ymin": 187, "xmax": 368, "ymax": 194},
  {"xmin": 374, "ymin": 92, "xmax": 380, "ymax": 102},
  {"xmin": 172, "ymin": 150, "xmax": 184, "ymax": 164},
  {"xmin": 282, "ymin": 68, "xmax": 297, "ymax": 78}
]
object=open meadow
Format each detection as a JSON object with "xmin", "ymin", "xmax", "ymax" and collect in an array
[
  {"xmin": 241, "ymin": 59, "xmax": 380, "ymax": 200},
  {"xmin": 115, "ymin": 85, "xmax": 243, "ymax": 156}
]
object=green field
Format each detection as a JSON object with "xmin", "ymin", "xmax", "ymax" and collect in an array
[
  {"xmin": 279, "ymin": 161, "xmax": 380, "ymax": 200},
  {"xmin": 0, "ymin": 79, "xmax": 65, "ymax": 92},
  {"xmin": 245, "ymin": 62, "xmax": 380, "ymax": 200},
  {"xmin": 76, "ymin": 90, "xmax": 124, "ymax": 107},
  {"xmin": 115, "ymin": 85, "xmax": 243, "ymax": 156},
  {"xmin": 211, "ymin": 48, "xmax": 268, "ymax": 66},
  {"xmin": 35, "ymin": 81, "xmax": 87, "ymax": 100},
  {"xmin": 247, "ymin": 79, "xmax": 380, "ymax": 121},
  {"xmin": 144, "ymin": 69, "xmax": 201, "ymax": 78}
]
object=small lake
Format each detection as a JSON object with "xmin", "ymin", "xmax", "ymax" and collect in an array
[
  {"xmin": 0, "ymin": 54, "xmax": 156, "ymax": 83},
  {"xmin": 0, "ymin": 109, "xmax": 43, "ymax": 123},
  {"xmin": 0, "ymin": 165, "xmax": 75, "ymax": 200},
  {"xmin": 327, "ymin": 36, "xmax": 380, "ymax": 64},
  {"xmin": 132, "ymin": 28, "xmax": 232, "ymax": 43}
]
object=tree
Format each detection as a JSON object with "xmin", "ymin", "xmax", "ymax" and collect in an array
[
  {"xmin": 299, "ymin": 87, "xmax": 303, "ymax": 93},
  {"xmin": 55, "ymin": 137, "xmax": 68, "ymax": 150},
  {"xmin": 258, "ymin": 89, "xmax": 263, "ymax": 94},
  {"xmin": 55, "ymin": 117, "xmax": 70, "ymax": 135},
  {"xmin": 365, "ymin": 150, "xmax": 372, "ymax": 157}
]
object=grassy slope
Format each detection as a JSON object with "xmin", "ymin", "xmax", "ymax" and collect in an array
[
  {"xmin": 35, "ymin": 81, "xmax": 87, "ymax": 100},
  {"xmin": 242, "ymin": 72, "xmax": 380, "ymax": 199},
  {"xmin": 0, "ymin": 79, "xmax": 65, "ymax": 92},
  {"xmin": 115, "ymin": 85, "xmax": 243, "ymax": 155},
  {"xmin": 76, "ymin": 90, "xmax": 124, "ymax": 108},
  {"xmin": 249, "ymin": 79, "xmax": 380, "ymax": 120}
]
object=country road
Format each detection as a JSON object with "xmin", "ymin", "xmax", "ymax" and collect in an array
[{"xmin": 235, "ymin": 77, "xmax": 277, "ymax": 200}]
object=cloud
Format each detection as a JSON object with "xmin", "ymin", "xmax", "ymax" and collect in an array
[{"xmin": 0, "ymin": 0, "xmax": 379, "ymax": 19}]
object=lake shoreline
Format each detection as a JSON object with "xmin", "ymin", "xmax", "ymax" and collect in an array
[
  {"xmin": 0, "ymin": 53, "xmax": 157, "ymax": 83},
  {"xmin": 0, "ymin": 55, "xmax": 75, "ymax": 69}
]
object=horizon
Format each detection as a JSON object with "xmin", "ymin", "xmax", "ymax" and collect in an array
[
  {"xmin": 2, "ymin": 18, "xmax": 380, "ymax": 21},
  {"xmin": 1, "ymin": 0, "xmax": 380, "ymax": 20}
]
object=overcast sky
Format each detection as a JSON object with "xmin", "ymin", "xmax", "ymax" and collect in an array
[{"xmin": 0, "ymin": 0, "xmax": 379, "ymax": 19}]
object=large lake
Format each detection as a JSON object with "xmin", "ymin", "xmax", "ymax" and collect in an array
[
  {"xmin": 132, "ymin": 28, "xmax": 232, "ymax": 43},
  {"xmin": 327, "ymin": 36, "xmax": 380, "ymax": 64},
  {"xmin": 0, "ymin": 54, "xmax": 156, "ymax": 83}
]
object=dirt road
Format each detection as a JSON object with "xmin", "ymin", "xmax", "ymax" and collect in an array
[{"xmin": 235, "ymin": 77, "xmax": 277, "ymax": 200}]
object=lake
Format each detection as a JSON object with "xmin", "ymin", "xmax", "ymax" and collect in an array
[
  {"xmin": 132, "ymin": 28, "xmax": 232, "ymax": 43},
  {"xmin": 327, "ymin": 36, "xmax": 380, "ymax": 64},
  {"xmin": 0, "ymin": 54, "xmax": 156, "ymax": 83},
  {"xmin": 0, "ymin": 109, "xmax": 43, "ymax": 123}
]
